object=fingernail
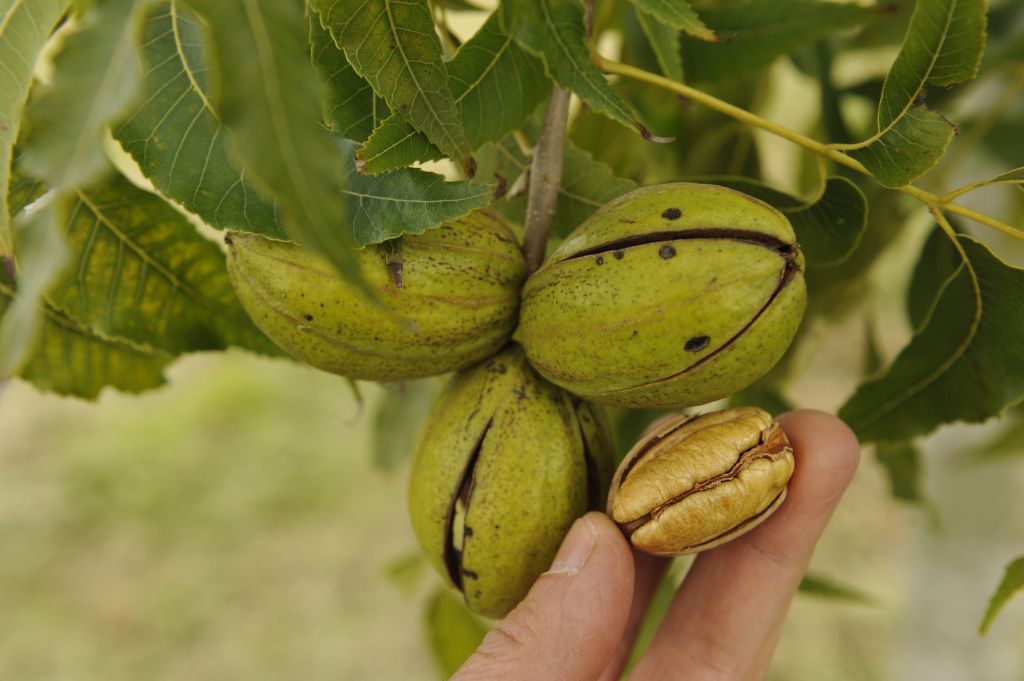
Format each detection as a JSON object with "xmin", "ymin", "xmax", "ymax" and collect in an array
[{"xmin": 548, "ymin": 515, "xmax": 597, "ymax": 576}]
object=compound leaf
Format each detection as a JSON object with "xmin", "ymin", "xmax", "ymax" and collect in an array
[
  {"xmin": 840, "ymin": 237, "xmax": 1024, "ymax": 442},
  {"xmin": 309, "ymin": 9, "xmax": 389, "ymax": 143},
  {"xmin": 312, "ymin": 0, "xmax": 473, "ymax": 166},
  {"xmin": 338, "ymin": 141, "xmax": 493, "ymax": 246},
  {"xmin": 846, "ymin": 0, "xmax": 987, "ymax": 187},
  {"xmin": 502, "ymin": 0, "xmax": 643, "ymax": 133},
  {"xmin": 115, "ymin": 1, "xmax": 283, "ymax": 238},
  {"xmin": 46, "ymin": 173, "xmax": 276, "ymax": 356},
  {"xmin": 187, "ymin": 0, "xmax": 359, "ymax": 279},
  {"xmin": 359, "ymin": 11, "xmax": 548, "ymax": 174}
]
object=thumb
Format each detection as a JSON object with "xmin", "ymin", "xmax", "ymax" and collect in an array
[{"xmin": 452, "ymin": 512, "xmax": 635, "ymax": 681}]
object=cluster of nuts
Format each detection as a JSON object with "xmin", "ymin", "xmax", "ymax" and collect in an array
[{"xmin": 226, "ymin": 183, "xmax": 806, "ymax": 618}]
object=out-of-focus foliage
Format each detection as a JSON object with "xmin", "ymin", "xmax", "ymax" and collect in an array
[
  {"xmin": 185, "ymin": 0, "xmax": 359, "ymax": 278},
  {"xmin": 980, "ymin": 557, "xmax": 1024, "ymax": 635},
  {"xmin": 0, "ymin": 0, "xmax": 67, "ymax": 254},
  {"xmin": 424, "ymin": 589, "xmax": 489, "ymax": 678},
  {"xmin": 21, "ymin": 0, "xmax": 144, "ymax": 192},
  {"xmin": 798, "ymin": 573, "xmax": 876, "ymax": 605}
]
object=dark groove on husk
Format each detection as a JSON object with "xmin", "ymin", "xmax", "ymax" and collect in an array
[
  {"xmin": 600, "ymin": 251, "xmax": 801, "ymax": 398},
  {"xmin": 560, "ymin": 228, "xmax": 796, "ymax": 263},
  {"xmin": 574, "ymin": 407, "xmax": 602, "ymax": 511},
  {"xmin": 443, "ymin": 420, "xmax": 492, "ymax": 592}
]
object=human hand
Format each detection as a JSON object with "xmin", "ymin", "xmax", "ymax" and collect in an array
[{"xmin": 451, "ymin": 410, "xmax": 860, "ymax": 681}]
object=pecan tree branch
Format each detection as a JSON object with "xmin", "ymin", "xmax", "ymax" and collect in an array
[{"xmin": 522, "ymin": 85, "xmax": 571, "ymax": 272}]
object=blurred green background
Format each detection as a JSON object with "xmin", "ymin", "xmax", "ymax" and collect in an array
[{"xmin": 2, "ymin": 340, "xmax": 1023, "ymax": 680}]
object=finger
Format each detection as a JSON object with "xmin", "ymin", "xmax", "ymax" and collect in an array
[
  {"xmin": 453, "ymin": 512, "xmax": 635, "ymax": 681},
  {"xmin": 630, "ymin": 410, "xmax": 860, "ymax": 681},
  {"xmin": 596, "ymin": 552, "xmax": 670, "ymax": 681},
  {"xmin": 593, "ymin": 412, "xmax": 680, "ymax": 681},
  {"xmin": 594, "ymin": 411, "xmax": 680, "ymax": 681}
]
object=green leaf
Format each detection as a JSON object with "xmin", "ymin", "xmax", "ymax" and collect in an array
[
  {"xmin": 629, "ymin": 0, "xmax": 715, "ymax": 42},
  {"xmin": 383, "ymin": 551, "xmax": 427, "ymax": 596},
  {"xmin": 502, "ymin": 0, "xmax": 643, "ymax": 133},
  {"xmin": 846, "ymin": 0, "xmax": 988, "ymax": 187},
  {"xmin": 980, "ymin": 556, "xmax": 1024, "ymax": 635},
  {"xmin": 476, "ymin": 137, "xmax": 637, "ymax": 237},
  {"xmin": 311, "ymin": 0, "xmax": 473, "ymax": 166},
  {"xmin": 187, "ymin": 0, "xmax": 359, "ymax": 279},
  {"xmin": 338, "ymin": 140, "xmax": 494, "ymax": 247},
  {"xmin": 553, "ymin": 143, "xmax": 639, "ymax": 236},
  {"xmin": 424, "ymin": 588, "xmax": 488, "ymax": 679},
  {"xmin": 7, "ymin": 148, "xmax": 46, "ymax": 219},
  {"xmin": 680, "ymin": 0, "xmax": 878, "ymax": 83},
  {"xmin": 0, "ymin": 256, "xmax": 170, "ymax": 399},
  {"xmin": 114, "ymin": 1, "xmax": 282, "ymax": 238},
  {"xmin": 875, "ymin": 441, "xmax": 925, "ymax": 504},
  {"xmin": 907, "ymin": 224, "xmax": 961, "ymax": 330},
  {"xmin": 309, "ymin": 9, "xmax": 389, "ymax": 143},
  {"xmin": 635, "ymin": 8, "xmax": 684, "ymax": 83},
  {"xmin": 798, "ymin": 573, "xmax": 875, "ymax": 604},
  {"xmin": 0, "ymin": 0, "xmax": 68, "ymax": 254},
  {"xmin": 21, "ymin": 0, "xmax": 145, "ymax": 191},
  {"xmin": 688, "ymin": 176, "xmax": 868, "ymax": 267},
  {"xmin": 373, "ymin": 379, "xmax": 440, "ymax": 470},
  {"xmin": 0, "ymin": 200, "xmax": 70, "ymax": 377},
  {"xmin": 46, "ymin": 173, "xmax": 276, "ymax": 356},
  {"xmin": 959, "ymin": 167, "xmax": 1024, "ymax": 194},
  {"xmin": 840, "ymin": 237, "xmax": 1024, "ymax": 442},
  {"xmin": 358, "ymin": 11, "xmax": 548, "ymax": 174}
]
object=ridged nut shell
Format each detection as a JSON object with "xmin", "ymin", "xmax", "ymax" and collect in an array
[
  {"xmin": 408, "ymin": 346, "xmax": 615, "ymax": 618},
  {"xmin": 519, "ymin": 183, "xmax": 806, "ymax": 408},
  {"xmin": 226, "ymin": 210, "xmax": 526, "ymax": 381},
  {"xmin": 608, "ymin": 406, "xmax": 795, "ymax": 556}
]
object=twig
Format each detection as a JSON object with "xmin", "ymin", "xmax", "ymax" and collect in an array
[{"xmin": 522, "ymin": 85, "xmax": 571, "ymax": 272}]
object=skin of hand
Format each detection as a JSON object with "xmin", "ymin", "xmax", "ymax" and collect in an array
[{"xmin": 451, "ymin": 410, "xmax": 860, "ymax": 681}]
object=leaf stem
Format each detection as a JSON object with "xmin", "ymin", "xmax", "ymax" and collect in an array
[
  {"xmin": 595, "ymin": 56, "xmax": 1024, "ymax": 241},
  {"xmin": 522, "ymin": 85, "xmax": 571, "ymax": 272}
]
